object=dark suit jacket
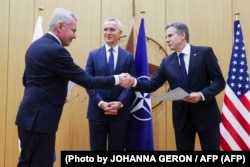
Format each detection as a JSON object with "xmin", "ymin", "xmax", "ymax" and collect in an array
[
  {"xmin": 85, "ymin": 46, "xmax": 135, "ymax": 122},
  {"xmin": 15, "ymin": 33, "xmax": 116, "ymax": 134},
  {"xmin": 135, "ymin": 45, "xmax": 225, "ymax": 131}
]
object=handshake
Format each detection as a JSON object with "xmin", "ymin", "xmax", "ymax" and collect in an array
[{"xmin": 118, "ymin": 73, "xmax": 135, "ymax": 88}]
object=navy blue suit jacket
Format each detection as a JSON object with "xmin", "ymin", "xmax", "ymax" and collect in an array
[
  {"xmin": 15, "ymin": 33, "xmax": 116, "ymax": 134},
  {"xmin": 135, "ymin": 45, "xmax": 225, "ymax": 131},
  {"xmin": 85, "ymin": 46, "xmax": 135, "ymax": 122}
]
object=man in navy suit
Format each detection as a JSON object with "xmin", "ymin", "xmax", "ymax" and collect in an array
[
  {"xmin": 130, "ymin": 22, "xmax": 225, "ymax": 150},
  {"xmin": 85, "ymin": 18, "xmax": 135, "ymax": 150},
  {"xmin": 15, "ymin": 8, "xmax": 130, "ymax": 167}
]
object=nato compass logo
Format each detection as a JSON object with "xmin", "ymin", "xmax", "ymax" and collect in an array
[{"xmin": 130, "ymin": 76, "xmax": 152, "ymax": 121}]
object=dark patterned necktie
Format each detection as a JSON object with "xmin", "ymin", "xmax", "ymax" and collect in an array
[
  {"xmin": 109, "ymin": 48, "xmax": 114, "ymax": 74},
  {"xmin": 179, "ymin": 53, "xmax": 188, "ymax": 83}
]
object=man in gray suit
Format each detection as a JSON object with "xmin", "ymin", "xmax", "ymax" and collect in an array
[
  {"xmin": 16, "ymin": 8, "xmax": 130, "ymax": 167},
  {"xmin": 85, "ymin": 18, "xmax": 135, "ymax": 150},
  {"xmin": 130, "ymin": 22, "xmax": 225, "ymax": 150}
]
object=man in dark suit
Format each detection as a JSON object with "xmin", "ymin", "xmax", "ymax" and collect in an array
[
  {"xmin": 130, "ymin": 22, "xmax": 225, "ymax": 150},
  {"xmin": 85, "ymin": 18, "xmax": 135, "ymax": 150},
  {"xmin": 15, "ymin": 8, "xmax": 130, "ymax": 167}
]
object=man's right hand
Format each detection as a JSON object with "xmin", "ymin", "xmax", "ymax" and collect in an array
[{"xmin": 118, "ymin": 73, "xmax": 135, "ymax": 88}]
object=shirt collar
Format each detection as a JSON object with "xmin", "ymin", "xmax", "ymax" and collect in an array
[
  {"xmin": 180, "ymin": 44, "xmax": 191, "ymax": 55},
  {"xmin": 105, "ymin": 45, "xmax": 118, "ymax": 53},
  {"xmin": 48, "ymin": 31, "xmax": 62, "ymax": 46}
]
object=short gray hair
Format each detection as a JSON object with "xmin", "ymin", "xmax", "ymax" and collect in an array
[
  {"xmin": 49, "ymin": 8, "xmax": 78, "ymax": 31},
  {"xmin": 165, "ymin": 22, "xmax": 189, "ymax": 42},
  {"xmin": 104, "ymin": 18, "xmax": 123, "ymax": 31}
]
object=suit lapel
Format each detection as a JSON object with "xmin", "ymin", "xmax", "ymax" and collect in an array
[
  {"xmin": 188, "ymin": 46, "xmax": 198, "ymax": 78},
  {"xmin": 99, "ymin": 46, "xmax": 110, "ymax": 74},
  {"xmin": 115, "ymin": 47, "xmax": 123, "ymax": 74}
]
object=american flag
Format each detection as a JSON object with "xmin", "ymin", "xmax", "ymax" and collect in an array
[{"xmin": 220, "ymin": 20, "xmax": 250, "ymax": 150}]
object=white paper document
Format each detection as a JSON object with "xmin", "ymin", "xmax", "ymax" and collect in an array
[{"xmin": 152, "ymin": 87, "xmax": 189, "ymax": 101}]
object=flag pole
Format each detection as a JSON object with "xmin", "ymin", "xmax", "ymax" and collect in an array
[
  {"xmin": 140, "ymin": 10, "xmax": 145, "ymax": 18},
  {"xmin": 234, "ymin": 12, "xmax": 240, "ymax": 21},
  {"xmin": 38, "ymin": 7, "xmax": 44, "ymax": 16}
]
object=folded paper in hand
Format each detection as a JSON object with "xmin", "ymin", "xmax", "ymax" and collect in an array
[{"xmin": 152, "ymin": 87, "xmax": 189, "ymax": 101}]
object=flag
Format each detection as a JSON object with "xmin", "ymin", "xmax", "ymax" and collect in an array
[
  {"xmin": 220, "ymin": 20, "xmax": 250, "ymax": 150},
  {"xmin": 126, "ymin": 18, "xmax": 154, "ymax": 150},
  {"xmin": 32, "ymin": 15, "xmax": 43, "ymax": 42}
]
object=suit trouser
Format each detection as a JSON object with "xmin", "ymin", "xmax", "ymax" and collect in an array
[
  {"xmin": 89, "ymin": 119, "xmax": 128, "ymax": 150},
  {"xmin": 174, "ymin": 112, "xmax": 220, "ymax": 151},
  {"xmin": 17, "ymin": 127, "xmax": 55, "ymax": 167}
]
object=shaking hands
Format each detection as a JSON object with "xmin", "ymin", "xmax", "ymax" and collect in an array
[{"xmin": 118, "ymin": 73, "xmax": 135, "ymax": 88}]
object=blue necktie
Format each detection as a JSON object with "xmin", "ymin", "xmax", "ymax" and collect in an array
[
  {"xmin": 179, "ymin": 53, "xmax": 188, "ymax": 83},
  {"xmin": 109, "ymin": 48, "xmax": 114, "ymax": 74}
]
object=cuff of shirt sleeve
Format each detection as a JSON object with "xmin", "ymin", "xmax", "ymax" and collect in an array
[
  {"xmin": 132, "ymin": 78, "xmax": 137, "ymax": 87},
  {"xmin": 114, "ymin": 75, "xmax": 119, "ymax": 85},
  {"xmin": 119, "ymin": 102, "xmax": 124, "ymax": 108},
  {"xmin": 199, "ymin": 92, "xmax": 205, "ymax": 101},
  {"xmin": 98, "ymin": 100, "xmax": 105, "ymax": 107}
]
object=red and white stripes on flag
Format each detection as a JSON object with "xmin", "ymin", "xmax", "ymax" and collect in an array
[{"xmin": 220, "ymin": 20, "xmax": 250, "ymax": 151}]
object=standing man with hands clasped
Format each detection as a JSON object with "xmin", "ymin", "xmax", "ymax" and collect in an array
[
  {"xmin": 85, "ymin": 18, "xmax": 135, "ymax": 150},
  {"xmin": 129, "ymin": 22, "xmax": 225, "ymax": 150},
  {"xmin": 15, "ymin": 8, "xmax": 131, "ymax": 167}
]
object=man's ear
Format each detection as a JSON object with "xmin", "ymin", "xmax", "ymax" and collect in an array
[{"xmin": 180, "ymin": 32, "xmax": 185, "ymax": 40}]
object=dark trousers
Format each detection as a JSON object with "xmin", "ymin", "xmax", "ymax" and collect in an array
[
  {"xmin": 89, "ymin": 119, "xmax": 128, "ymax": 150},
  {"xmin": 17, "ymin": 127, "xmax": 55, "ymax": 167},
  {"xmin": 174, "ymin": 113, "xmax": 220, "ymax": 151}
]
